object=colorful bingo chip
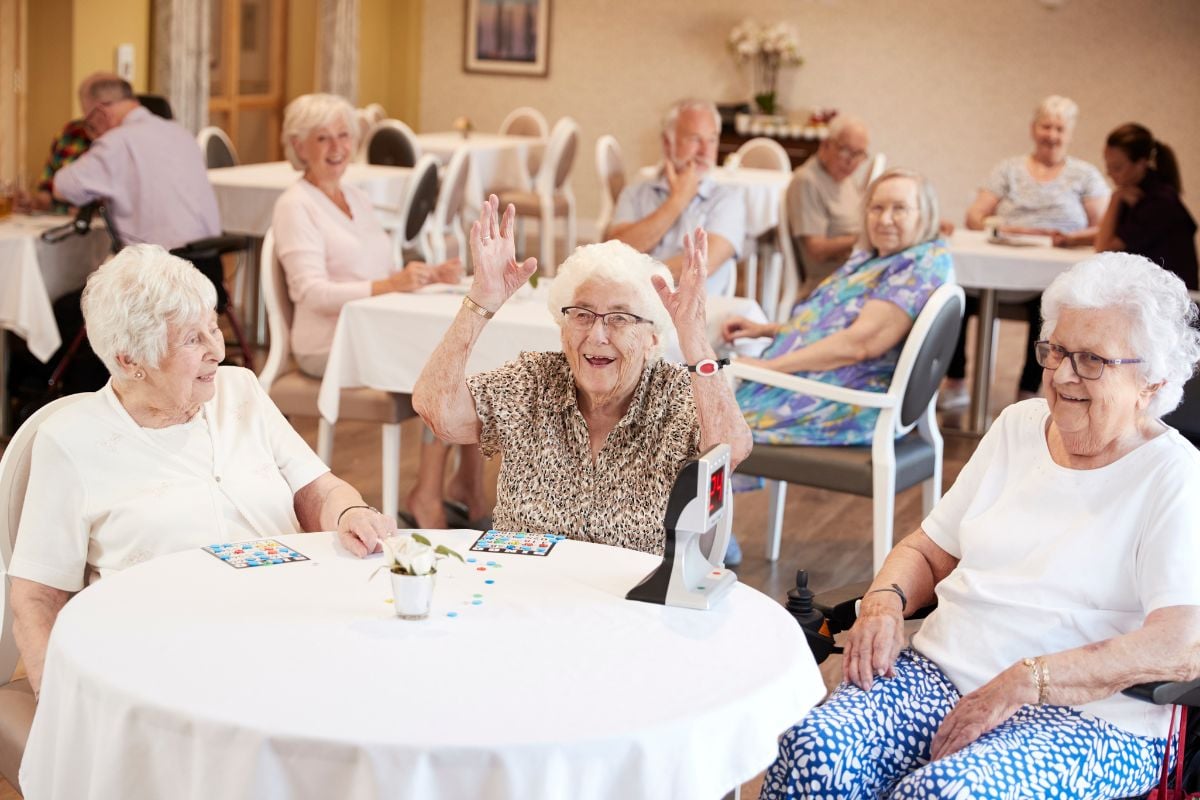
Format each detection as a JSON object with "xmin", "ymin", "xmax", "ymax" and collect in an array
[
  {"xmin": 469, "ymin": 530, "xmax": 563, "ymax": 556},
  {"xmin": 202, "ymin": 539, "xmax": 310, "ymax": 569}
]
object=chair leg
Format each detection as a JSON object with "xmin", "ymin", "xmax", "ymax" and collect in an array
[
  {"xmin": 317, "ymin": 418, "xmax": 335, "ymax": 466},
  {"xmin": 514, "ymin": 217, "xmax": 526, "ymax": 261},
  {"xmin": 765, "ymin": 480, "xmax": 787, "ymax": 562},
  {"xmin": 221, "ymin": 282, "xmax": 255, "ymax": 372},
  {"xmin": 381, "ymin": 422, "xmax": 401, "ymax": 521},
  {"xmin": 564, "ymin": 199, "xmax": 576, "ymax": 256},
  {"xmin": 540, "ymin": 204, "xmax": 554, "ymax": 272},
  {"xmin": 871, "ymin": 472, "xmax": 897, "ymax": 575}
]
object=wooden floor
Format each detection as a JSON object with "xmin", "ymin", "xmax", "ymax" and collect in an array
[{"xmin": 0, "ymin": 317, "xmax": 1025, "ymax": 799}]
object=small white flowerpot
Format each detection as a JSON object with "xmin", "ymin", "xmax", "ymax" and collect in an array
[{"xmin": 390, "ymin": 571, "xmax": 436, "ymax": 619}]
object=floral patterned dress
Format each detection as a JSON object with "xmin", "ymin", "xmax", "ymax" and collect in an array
[{"xmin": 736, "ymin": 238, "xmax": 954, "ymax": 445}]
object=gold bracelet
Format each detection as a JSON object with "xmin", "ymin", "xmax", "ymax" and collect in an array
[
  {"xmin": 1037, "ymin": 656, "xmax": 1050, "ymax": 705},
  {"xmin": 462, "ymin": 295, "xmax": 495, "ymax": 319},
  {"xmin": 1022, "ymin": 657, "xmax": 1048, "ymax": 705}
]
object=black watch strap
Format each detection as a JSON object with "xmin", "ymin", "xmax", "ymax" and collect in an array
[
  {"xmin": 687, "ymin": 358, "xmax": 730, "ymax": 376},
  {"xmin": 866, "ymin": 583, "xmax": 907, "ymax": 611}
]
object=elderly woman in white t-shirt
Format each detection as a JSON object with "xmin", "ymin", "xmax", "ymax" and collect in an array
[
  {"xmin": 273, "ymin": 93, "xmax": 485, "ymax": 529},
  {"xmin": 762, "ymin": 252, "xmax": 1200, "ymax": 800},
  {"xmin": 9, "ymin": 246, "xmax": 397, "ymax": 696}
]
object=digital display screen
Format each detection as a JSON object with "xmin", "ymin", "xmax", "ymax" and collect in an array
[{"xmin": 708, "ymin": 469, "xmax": 725, "ymax": 516}]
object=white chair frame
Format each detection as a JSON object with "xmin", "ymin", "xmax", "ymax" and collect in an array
[
  {"xmin": 527, "ymin": 116, "xmax": 579, "ymax": 274},
  {"xmin": 728, "ymin": 283, "xmax": 965, "ymax": 572},
  {"xmin": 425, "ymin": 147, "xmax": 471, "ymax": 265},
  {"xmin": 726, "ymin": 138, "xmax": 792, "ymax": 303},
  {"xmin": 364, "ymin": 119, "xmax": 423, "ymax": 167},
  {"xmin": 197, "ymin": 126, "xmax": 238, "ymax": 168},
  {"xmin": 498, "ymin": 106, "xmax": 549, "ymax": 139},
  {"xmin": 390, "ymin": 154, "xmax": 441, "ymax": 265},
  {"xmin": 593, "ymin": 134, "xmax": 624, "ymax": 241}
]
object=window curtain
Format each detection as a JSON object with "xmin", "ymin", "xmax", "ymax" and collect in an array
[
  {"xmin": 152, "ymin": 0, "xmax": 210, "ymax": 133},
  {"xmin": 317, "ymin": 0, "xmax": 358, "ymax": 103}
]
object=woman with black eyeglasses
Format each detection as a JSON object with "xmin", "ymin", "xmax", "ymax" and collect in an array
[
  {"xmin": 409, "ymin": 196, "xmax": 751, "ymax": 555},
  {"xmin": 761, "ymin": 251, "xmax": 1200, "ymax": 799}
]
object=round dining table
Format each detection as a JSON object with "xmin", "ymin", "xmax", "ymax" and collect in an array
[{"xmin": 21, "ymin": 530, "xmax": 824, "ymax": 800}]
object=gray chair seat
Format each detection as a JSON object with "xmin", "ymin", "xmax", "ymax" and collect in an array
[{"xmin": 737, "ymin": 432, "xmax": 936, "ymax": 498}]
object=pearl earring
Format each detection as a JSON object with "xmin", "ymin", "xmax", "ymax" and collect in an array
[{"xmin": 134, "ymin": 370, "xmax": 144, "ymax": 379}]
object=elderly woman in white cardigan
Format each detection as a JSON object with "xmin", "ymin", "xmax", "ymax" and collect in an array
[{"xmin": 9, "ymin": 245, "xmax": 396, "ymax": 695}]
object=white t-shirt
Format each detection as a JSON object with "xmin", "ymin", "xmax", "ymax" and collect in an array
[
  {"xmin": 10, "ymin": 367, "xmax": 329, "ymax": 592},
  {"xmin": 272, "ymin": 180, "xmax": 395, "ymax": 362},
  {"xmin": 913, "ymin": 399, "xmax": 1200, "ymax": 739},
  {"xmin": 787, "ymin": 158, "xmax": 864, "ymax": 287}
]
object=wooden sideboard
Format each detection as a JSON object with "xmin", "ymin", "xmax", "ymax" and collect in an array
[{"xmin": 718, "ymin": 131, "xmax": 819, "ymax": 170}]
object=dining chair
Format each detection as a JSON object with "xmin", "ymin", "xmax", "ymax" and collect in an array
[
  {"xmin": 760, "ymin": 172, "xmax": 805, "ymax": 324},
  {"xmin": 362, "ymin": 103, "xmax": 387, "ymax": 127},
  {"xmin": 594, "ymin": 134, "xmax": 625, "ymax": 241},
  {"xmin": 726, "ymin": 137, "xmax": 793, "ymax": 303},
  {"xmin": 496, "ymin": 116, "xmax": 579, "ymax": 275},
  {"xmin": 0, "ymin": 392, "xmax": 88, "ymax": 794},
  {"xmin": 136, "ymin": 94, "xmax": 173, "ymax": 120},
  {"xmin": 864, "ymin": 152, "xmax": 888, "ymax": 190},
  {"xmin": 390, "ymin": 154, "xmax": 441, "ymax": 265},
  {"xmin": 425, "ymin": 147, "xmax": 471, "ymax": 265},
  {"xmin": 729, "ymin": 283, "xmax": 965, "ymax": 573},
  {"xmin": 258, "ymin": 230, "xmax": 416, "ymax": 520},
  {"xmin": 366, "ymin": 119, "xmax": 422, "ymax": 168},
  {"xmin": 197, "ymin": 126, "xmax": 239, "ymax": 169},
  {"xmin": 499, "ymin": 106, "xmax": 549, "ymax": 182}
]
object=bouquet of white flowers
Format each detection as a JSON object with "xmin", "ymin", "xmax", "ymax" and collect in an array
[
  {"xmin": 728, "ymin": 19, "xmax": 803, "ymax": 115},
  {"xmin": 380, "ymin": 533, "xmax": 463, "ymax": 576}
]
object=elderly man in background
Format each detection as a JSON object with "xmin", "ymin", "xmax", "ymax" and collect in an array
[
  {"xmin": 608, "ymin": 98, "xmax": 745, "ymax": 297},
  {"xmin": 21, "ymin": 74, "xmax": 114, "ymax": 213},
  {"xmin": 787, "ymin": 116, "xmax": 871, "ymax": 297},
  {"xmin": 53, "ymin": 74, "xmax": 220, "ymax": 251}
]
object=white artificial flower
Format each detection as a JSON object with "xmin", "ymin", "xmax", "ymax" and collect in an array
[{"xmin": 383, "ymin": 534, "xmax": 438, "ymax": 575}]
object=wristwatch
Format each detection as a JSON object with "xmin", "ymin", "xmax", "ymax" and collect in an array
[{"xmin": 687, "ymin": 358, "xmax": 730, "ymax": 376}]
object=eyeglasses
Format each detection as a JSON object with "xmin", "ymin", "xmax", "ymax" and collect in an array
[
  {"xmin": 1034, "ymin": 341, "xmax": 1144, "ymax": 380},
  {"xmin": 836, "ymin": 144, "xmax": 869, "ymax": 162},
  {"xmin": 561, "ymin": 306, "xmax": 651, "ymax": 333},
  {"xmin": 867, "ymin": 202, "xmax": 913, "ymax": 219}
]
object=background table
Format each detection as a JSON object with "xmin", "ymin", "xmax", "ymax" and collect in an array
[
  {"xmin": 208, "ymin": 162, "xmax": 414, "ymax": 237},
  {"xmin": 949, "ymin": 230, "xmax": 1089, "ymax": 431},
  {"xmin": 317, "ymin": 279, "xmax": 771, "ymax": 423},
  {"xmin": 0, "ymin": 214, "xmax": 110, "ymax": 435},
  {"xmin": 416, "ymin": 132, "xmax": 543, "ymax": 214},
  {"xmin": 23, "ymin": 531, "xmax": 824, "ymax": 800}
]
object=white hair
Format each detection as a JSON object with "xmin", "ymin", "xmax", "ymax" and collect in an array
[
  {"xmin": 828, "ymin": 114, "xmax": 869, "ymax": 143},
  {"xmin": 1034, "ymin": 95, "xmax": 1079, "ymax": 128},
  {"xmin": 81, "ymin": 244, "xmax": 217, "ymax": 376},
  {"xmin": 547, "ymin": 241, "xmax": 675, "ymax": 360},
  {"xmin": 281, "ymin": 93, "xmax": 360, "ymax": 171},
  {"xmin": 1040, "ymin": 251, "xmax": 1200, "ymax": 419},
  {"xmin": 662, "ymin": 98, "xmax": 721, "ymax": 143}
]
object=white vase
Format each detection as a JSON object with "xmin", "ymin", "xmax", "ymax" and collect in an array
[{"xmin": 390, "ymin": 571, "xmax": 436, "ymax": 619}]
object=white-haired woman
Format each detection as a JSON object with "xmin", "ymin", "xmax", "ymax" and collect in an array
[
  {"xmin": 409, "ymin": 196, "xmax": 751, "ymax": 554},
  {"xmin": 274, "ymin": 93, "xmax": 480, "ymax": 529},
  {"xmin": 8, "ymin": 246, "xmax": 397, "ymax": 696},
  {"xmin": 723, "ymin": 169, "xmax": 953, "ymax": 445},
  {"xmin": 946, "ymin": 95, "xmax": 1112, "ymax": 406},
  {"xmin": 762, "ymin": 252, "xmax": 1200, "ymax": 800}
]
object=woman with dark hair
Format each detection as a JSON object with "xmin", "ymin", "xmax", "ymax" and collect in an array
[{"xmin": 1093, "ymin": 124, "xmax": 1197, "ymax": 290}]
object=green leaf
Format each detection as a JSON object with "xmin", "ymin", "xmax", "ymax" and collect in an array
[
  {"xmin": 412, "ymin": 533, "xmax": 432, "ymax": 547},
  {"xmin": 435, "ymin": 544, "xmax": 465, "ymax": 563}
]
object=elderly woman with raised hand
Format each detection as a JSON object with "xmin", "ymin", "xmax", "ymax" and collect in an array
[
  {"xmin": 946, "ymin": 95, "xmax": 1111, "ymax": 406},
  {"xmin": 724, "ymin": 169, "xmax": 953, "ymax": 445},
  {"xmin": 410, "ymin": 196, "xmax": 751, "ymax": 554},
  {"xmin": 761, "ymin": 252, "xmax": 1200, "ymax": 800},
  {"xmin": 273, "ymin": 93, "xmax": 481, "ymax": 529},
  {"xmin": 8, "ymin": 245, "xmax": 396, "ymax": 695}
]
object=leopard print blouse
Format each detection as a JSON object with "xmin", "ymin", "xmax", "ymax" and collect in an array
[{"xmin": 467, "ymin": 351, "xmax": 700, "ymax": 555}]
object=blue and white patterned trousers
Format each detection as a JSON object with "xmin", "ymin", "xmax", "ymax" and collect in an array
[{"xmin": 761, "ymin": 649, "xmax": 1168, "ymax": 800}]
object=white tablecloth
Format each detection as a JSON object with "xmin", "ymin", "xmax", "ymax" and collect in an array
[
  {"xmin": 23, "ymin": 530, "xmax": 823, "ymax": 800},
  {"xmin": 637, "ymin": 165, "xmax": 792, "ymax": 239},
  {"xmin": 417, "ymin": 132, "xmax": 544, "ymax": 211},
  {"xmin": 0, "ymin": 214, "xmax": 110, "ymax": 360},
  {"xmin": 318, "ymin": 280, "xmax": 770, "ymax": 423},
  {"xmin": 208, "ymin": 162, "xmax": 414, "ymax": 236}
]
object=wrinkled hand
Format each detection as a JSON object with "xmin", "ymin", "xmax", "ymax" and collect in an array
[
  {"xmin": 665, "ymin": 159, "xmax": 701, "ymax": 205},
  {"xmin": 842, "ymin": 594, "xmax": 907, "ymax": 690},
  {"xmin": 652, "ymin": 227, "xmax": 709, "ymax": 349},
  {"xmin": 468, "ymin": 195, "xmax": 538, "ymax": 310},
  {"xmin": 337, "ymin": 507, "xmax": 397, "ymax": 558},
  {"xmin": 938, "ymin": 219, "xmax": 956, "ymax": 237},
  {"xmin": 433, "ymin": 257, "xmax": 464, "ymax": 284},
  {"xmin": 930, "ymin": 664, "xmax": 1031, "ymax": 760},
  {"xmin": 721, "ymin": 315, "xmax": 772, "ymax": 343},
  {"xmin": 390, "ymin": 262, "xmax": 434, "ymax": 292}
]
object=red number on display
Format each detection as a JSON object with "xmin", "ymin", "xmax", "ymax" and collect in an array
[{"xmin": 708, "ymin": 470, "xmax": 724, "ymax": 514}]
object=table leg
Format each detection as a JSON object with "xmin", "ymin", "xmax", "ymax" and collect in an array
[{"xmin": 968, "ymin": 288, "xmax": 998, "ymax": 433}]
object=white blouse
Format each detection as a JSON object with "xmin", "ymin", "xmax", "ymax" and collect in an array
[{"xmin": 10, "ymin": 367, "xmax": 329, "ymax": 591}]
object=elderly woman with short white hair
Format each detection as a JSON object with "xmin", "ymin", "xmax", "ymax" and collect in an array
[
  {"xmin": 761, "ymin": 251, "xmax": 1200, "ymax": 799},
  {"xmin": 9, "ymin": 245, "xmax": 396, "ymax": 696},
  {"xmin": 273, "ymin": 92, "xmax": 478, "ymax": 530},
  {"xmin": 411, "ymin": 196, "xmax": 752, "ymax": 554}
]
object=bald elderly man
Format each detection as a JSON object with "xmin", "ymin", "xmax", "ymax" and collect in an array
[{"xmin": 787, "ymin": 116, "xmax": 872, "ymax": 295}]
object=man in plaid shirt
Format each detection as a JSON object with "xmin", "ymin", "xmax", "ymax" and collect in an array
[{"xmin": 32, "ymin": 118, "xmax": 92, "ymax": 212}]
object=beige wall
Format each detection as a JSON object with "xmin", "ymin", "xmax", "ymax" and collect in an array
[
  {"xmin": 71, "ymin": 0, "xmax": 151, "ymax": 107},
  {"xmin": 286, "ymin": 0, "xmax": 317, "ymax": 101},
  {"xmin": 358, "ymin": 0, "xmax": 420, "ymax": 123},
  {"xmin": 419, "ymin": 0, "xmax": 1200, "ymax": 238}
]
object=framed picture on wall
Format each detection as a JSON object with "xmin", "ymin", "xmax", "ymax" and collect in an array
[{"xmin": 464, "ymin": 0, "xmax": 551, "ymax": 77}]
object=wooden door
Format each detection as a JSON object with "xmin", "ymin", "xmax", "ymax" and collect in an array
[
  {"xmin": 209, "ymin": 0, "xmax": 286, "ymax": 164},
  {"xmin": 0, "ymin": 0, "xmax": 26, "ymax": 185}
]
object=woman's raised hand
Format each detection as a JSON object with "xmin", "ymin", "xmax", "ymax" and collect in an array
[
  {"xmin": 468, "ymin": 195, "xmax": 537, "ymax": 311},
  {"xmin": 652, "ymin": 227, "xmax": 709, "ymax": 349}
]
